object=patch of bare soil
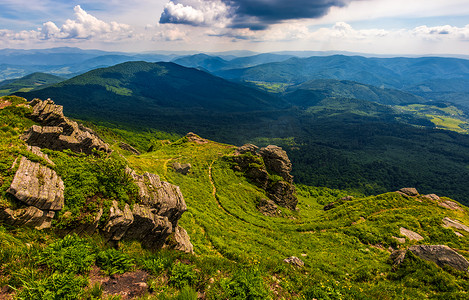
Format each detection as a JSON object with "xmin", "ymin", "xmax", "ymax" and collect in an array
[{"xmin": 101, "ymin": 270, "xmax": 149, "ymax": 299}]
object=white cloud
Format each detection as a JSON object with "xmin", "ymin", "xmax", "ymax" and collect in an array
[
  {"xmin": 412, "ymin": 24, "xmax": 469, "ymax": 41},
  {"xmin": 159, "ymin": 0, "xmax": 230, "ymax": 27},
  {"xmin": 0, "ymin": 5, "xmax": 131, "ymax": 44}
]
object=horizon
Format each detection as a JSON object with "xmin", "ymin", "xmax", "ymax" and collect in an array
[{"xmin": 1, "ymin": 1, "xmax": 468, "ymax": 55}]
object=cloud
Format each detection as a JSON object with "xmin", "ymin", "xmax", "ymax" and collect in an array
[
  {"xmin": 412, "ymin": 24, "xmax": 469, "ymax": 41},
  {"xmin": 159, "ymin": 0, "xmax": 358, "ymax": 30},
  {"xmin": 0, "ymin": 5, "xmax": 131, "ymax": 44},
  {"xmin": 159, "ymin": 0, "xmax": 230, "ymax": 27}
]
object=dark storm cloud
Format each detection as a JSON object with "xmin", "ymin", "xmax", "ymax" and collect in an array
[{"xmin": 159, "ymin": 0, "xmax": 357, "ymax": 30}]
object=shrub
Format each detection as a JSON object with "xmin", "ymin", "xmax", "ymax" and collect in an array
[
  {"xmin": 170, "ymin": 263, "xmax": 197, "ymax": 288},
  {"xmin": 141, "ymin": 256, "xmax": 171, "ymax": 276},
  {"xmin": 38, "ymin": 234, "xmax": 95, "ymax": 274},
  {"xmin": 96, "ymin": 248, "xmax": 134, "ymax": 275},
  {"xmin": 219, "ymin": 267, "xmax": 270, "ymax": 300},
  {"xmin": 16, "ymin": 272, "xmax": 88, "ymax": 300}
]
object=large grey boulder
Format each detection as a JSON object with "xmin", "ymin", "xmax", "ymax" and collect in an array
[
  {"xmin": 0, "ymin": 206, "xmax": 55, "ymax": 230},
  {"xmin": 7, "ymin": 157, "xmax": 64, "ymax": 211},
  {"xmin": 22, "ymin": 99, "xmax": 110, "ymax": 154},
  {"xmin": 165, "ymin": 225, "xmax": 194, "ymax": 253},
  {"xmin": 409, "ymin": 245, "xmax": 469, "ymax": 272},
  {"xmin": 259, "ymin": 145, "xmax": 293, "ymax": 183},
  {"xmin": 128, "ymin": 170, "xmax": 186, "ymax": 227},
  {"xmin": 172, "ymin": 162, "xmax": 191, "ymax": 175},
  {"xmin": 400, "ymin": 227, "xmax": 424, "ymax": 241},
  {"xmin": 103, "ymin": 200, "xmax": 134, "ymax": 241},
  {"xmin": 397, "ymin": 188, "xmax": 419, "ymax": 197},
  {"xmin": 442, "ymin": 217, "xmax": 469, "ymax": 233},
  {"xmin": 124, "ymin": 204, "xmax": 173, "ymax": 249},
  {"xmin": 232, "ymin": 144, "xmax": 298, "ymax": 210}
]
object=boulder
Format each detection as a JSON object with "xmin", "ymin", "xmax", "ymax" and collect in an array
[
  {"xmin": 409, "ymin": 245, "xmax": 469, "ymax": 272},
  {"xmin": 439, "ymin": 200, "xmax": 463, "ymax": 211},
  {"xmin": 22, "ymin": 99, "xmax": 110, "ymax": 154},
  {"xmin": 323, "ymin": 202, "xmax": 335, "ymax": 211},
  {"xmin": 423, "ymin": 194, "xmax": 440, "ymax": 201},
  {"xmin": 27, "ymin": 145, "xmax": 55, "ymax": 165},
  {"xmin": 119, "ymin": 142, "xmax": 141, "ymax": 155},
  {"xmin": 232, "ymin": 144, "xmax": 297, "ymax": 210},
  {"xmin": 236, "ymin": 144, "xmax": 259, "ymax": 155},
  {"xmin": 103, "ymin": 200, "xmax": 134, "ymax": 241},
  {"xmin": 400, "ymin": 227, "xmax": 424, "ymax": 241},
  {"xmin": 72, "ymin": 208, "xmax": 103, "ymax": 236},
  {"xmin": 7, "ymin": 156, "xmax": 64, "ymax": 211},
  {"xmin": 128, "ymin": 170, "xmax": 186, "ymax": 227},
  {"xmin": 283, "ymin": 256, "xmax": 304, "ymax": 267},
  {"xmin": 124, "ymin": 205, "xmax": 173, "ymax": 249},
  {"xmin": 257, "ymin": 198, "xmax": 280, "ymax": 216},
  {"xmin": 259, "ymin": 145, "xmax": 293, "ymax": 183},
  {"xmin": 172, "ymin": 162, "xmax": 192, "ymax": 175},
  {"xmin": 392, "ymin": 236, "xmax": 406, "ymax": 244},
  {"xmin": 397, "ymin": 188, "xmax": 419, "ymax": 197},
  {"xmin": 165, "ymin": 225, "xmax": 194, "ymax": 254},
  {"xmin": 185, "ymin": 132, "xmax": 208, "ymax": 144},
  {"xmin": 0, "ymin": 206, "xmax": 55, "ymax": 230},
  {"xmin": 390, "ymin": 250, "xmax": 406, "ymax": 266},
  {"xmin": 268, "ymin": 180, "xmax": 297, "ymax": 210},
  {"xmin": 442, "ymin": 217, "xmax": 469, "ymax": 233}
]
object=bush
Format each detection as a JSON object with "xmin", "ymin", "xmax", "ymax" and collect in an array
[
  {"xmin": 38, "ymin": 234, "xmax": 95, "ymax": 274},
  {"xmin": 96, "ymin": 248, "xmax": 134, "ymax": 275},
  {"xmin": 219, "ymin": 267, "xmax": 270, "ymax": 300},
  {"xmin": 141, "ymin": 256, "xmax": 172, "ymax": 276},
  {"xmin": 16, "ymin": 272, "xmax": 88, "ymax": 300},
  {"xmin": 170, "ymin": 263, "xmax": 197, "ymax": 288}
]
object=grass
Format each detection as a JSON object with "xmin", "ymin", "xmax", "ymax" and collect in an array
[{"xmin": 2, "ymin": 95, "xmax": 469, "ymax": 298}]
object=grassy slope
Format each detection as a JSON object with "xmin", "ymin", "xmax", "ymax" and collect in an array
[
  {"xmin": 2, "ymin": 96, "xmax": 469, "ymax": 299},
  {"xmin": 0, "ymin": 72, "xmax": 64, "ymax": 96}
]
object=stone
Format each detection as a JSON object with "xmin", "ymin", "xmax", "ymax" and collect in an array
[
  {"xmin": 390, "ymin": 250, "xmax": 406, "ymax": 266},
  {"xmin": 323, "ymin": 202, "xmax": 335, "ymax": 211},
  {"xmin": 124, "ymin": 204, "xmax": 173, "ymax": 249},
  {"xmin": 0, "ymin": 206, "xmax": 55, "ymax": 230},
  {"xmin": 72, "ymin": 208, "xmax": 103, "ymax": 236},
  {"xmin": 268, "ymin": 180, "xmax": 297, "ymax": 210},
  {"xmin": 259, "ymin": 145, "xmax": 293, "ymax": 183},
  {"xmin": 257, "ymin": 198, "xmax": 280, "ymax": 216},
  {"xmin": 27, "ymin": 146, "xmax": 55, "ymax": 165},
  {"xmin": 185, "ymin": 132, "xmax": 208, "ymax": 144},
  {"xmin": 119, "ymin": 142, "xmax": 141, "ymax": 155},
  {"xmin": 7, "ymin": 156, "xmax": 64, "ymax": 211},
  {"xmin": 165, "ymin": 225, "xmax": 194, "ymax": 253},
  {"xmin": 172, "ymin": 162, "xmax": 192, "ymax": 175},
  {"xmin": 438, "ymin": 200, "xmax": 463, "ymax": 211},
  {"xmin": 392, "ymin": 236, "xmax": 406, "ymax": 244},
  {"xmin": 283, "ymin": 256, "xmax": 304, "ymax": 267},
  {"xmin": 236, "ymin": 144, "xmax": 259, "ymax": 155},
  {"xmin": 128, "ymin": 169, "xmax": 187, "ymax": 227},
  {"xmin": 455, "ymin": 232, "xmax": 464, "ymax": 237},
  {"xmin": 397, "ymin": 188, "xmax": 419, "ymax": 197},
  {"xmin": 423, "ymin": 194, "xmax": 440, "ymax": 201},
  {"xmin": 232, "ymin": 144, "xmax": 297, "ymax": 210},
  {"xmin": 400, "ymin": 227, "xmax": 424, "ymax": 241},
  {"xmin": 409, "ymin": 245, "xmax": 469, "ymax": 272},
  {"xmin": 442, "ymin": 217, "xmax": 469, "ymax": 233},
  {"xmin": 22, "ymin": 99, "xmax": 110, "ymax": 154},
  {"xmin": 103, "ymin": 200, "xmax": 134, "ymax": 241}
]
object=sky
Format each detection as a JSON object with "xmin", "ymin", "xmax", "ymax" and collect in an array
[{"xmin": 0, "ymin": 0, "xmax": 468, "ymax": 55}]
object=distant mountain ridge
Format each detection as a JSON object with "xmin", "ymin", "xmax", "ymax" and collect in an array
[{"xmin": 0, "ymin": 72, "xmax": 64, "ymax": 96}]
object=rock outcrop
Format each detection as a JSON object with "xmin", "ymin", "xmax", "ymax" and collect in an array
[
  {"xmin": 397, "ymin": 187, "xmax": 419, "ymax": 197},
  {"xmin": 119, "ymin": 142, "xmax": 141, "ymax": 155},
  {"xmin": 172, "ymin": 162, "xmax": 192, "ymax": 175},
  {"xmin": 284, "ymin": 256, "xmax": 305, "ymax": 267},
  {"xmin": 100, "ymin": 169, "xmax": 192, "ymax": 251},
  {"xmin": 259, "ymin": 145, "xmax": 293, "ymax": 183},
  {"xmin": 0, "ymin": 206, "xmax": 55, "ymax": 230},
  {"xmin": 439, "ymin": 200, "xmax": 463, "ymax": 211},
  {"xmin": 391, "ymin": 245, "xmax": 469, "ymax": 272},
  {"xmin": 7, "ymin": 156, "xmax": 64, "ymax": 211},
  {"xmin": 185, "ymin": 132, "xmax": 208, "ymax": 144},
  {"xmin": 21, "ymin": 98, "xmax": 110, "ymax": 154},
  {"xmin": 399, "ymin": 227, "xmax": 424, "ymax": 241},
  {"xmin": 442, "ymin": 217, "xmax": 469, "ymax": 233},
  {"xmin": 257, "ymin": 198, "xmax": 280, "ymax": 216},
  {"xmin": 232, "ymin": 144, "xmax": 297, "ymax": 210},
  {"xmin": 165, "ymin": 225, "xmax": 194, "ymax": 253},
  {"xmin": 409, "ymin": 245, "xmax": 469, "ymax": 272}
]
